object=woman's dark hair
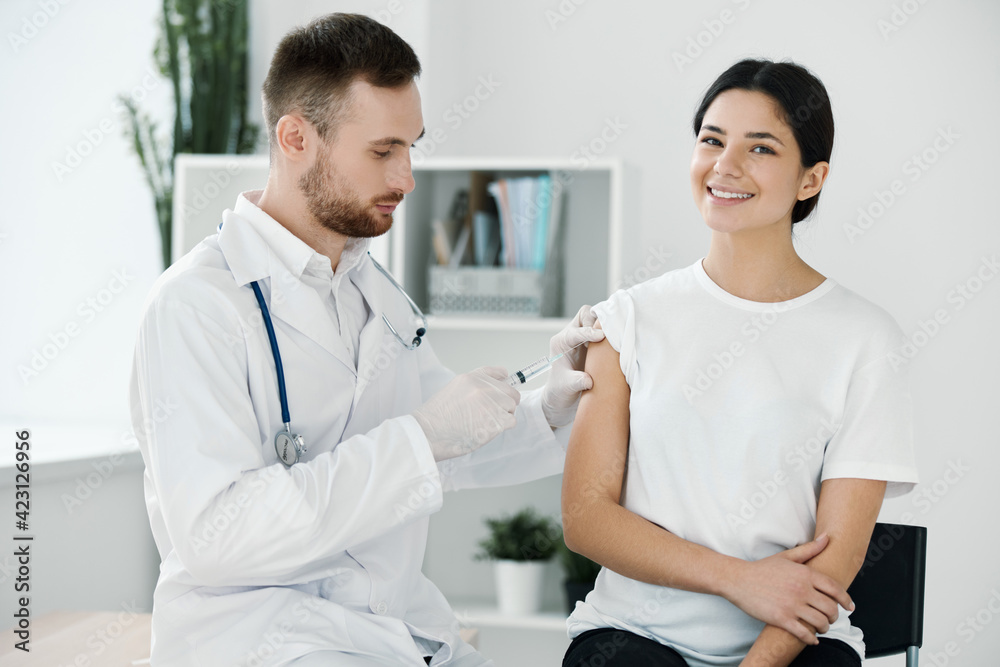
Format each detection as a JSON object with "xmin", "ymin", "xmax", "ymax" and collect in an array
[
  {"xmin": 262, "ymin": 13, "xmax": 421, "ymax": 151},
  {"xmin": 692, "ymin": 59, "xmax": 834, "ymax": 224}
]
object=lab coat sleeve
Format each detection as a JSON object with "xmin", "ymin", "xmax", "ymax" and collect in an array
[
  {"xmin": 410, "ymin": 340, "xmax": 569, "ymax": 490},
  {"xmin": 132, "ymin": 294, "xmax": 444, "ymax": 588}
]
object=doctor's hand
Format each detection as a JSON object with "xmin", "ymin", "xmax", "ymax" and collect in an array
[
  {"xmin": 722, "ymin": 534, "xmax": 854, "ymax": 646},
  {"xmin": 540, "ymin": 305, "xmax": 605, "ymax": 427},
  {"xmin": 412, "ymin": 367, "xmax": 521, "ymax": 462}
]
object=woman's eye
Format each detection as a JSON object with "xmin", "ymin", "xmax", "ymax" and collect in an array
[
  {"xmin": 701, "ymin": 137, "xmax": 722, "ymax": 147},
  {"xmin": 752, "ymin": 145, "xmax": 775, "ymax": 155}
]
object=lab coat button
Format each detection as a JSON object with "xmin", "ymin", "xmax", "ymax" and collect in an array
[{"xmin": 375, "ymin": 601, "xmax": 388, "ymax": 615}]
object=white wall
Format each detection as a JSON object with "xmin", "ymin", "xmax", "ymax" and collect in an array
[
  {"xmin": 2, "ymin": 0, "xmax": 166, "ymax": 427},
  {"xmin": 4, "ymin": 0, "xmax": 998, "ymax": 664},
  {"xmin": 1, "ymin": 0, "xmax": 167, "ymax": 629}
]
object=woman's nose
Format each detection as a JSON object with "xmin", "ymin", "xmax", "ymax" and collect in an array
[{"xmin": 714, "ymin": 146, "xmax": 743, "ymax": 178}]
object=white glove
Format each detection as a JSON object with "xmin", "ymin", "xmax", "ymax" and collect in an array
[
  {"xmin": 412, "ymin": 367, "xmax": 521, "ymax": 462},
  {"xmin": 540, "ymin": 305, "xmax": 606, "ymax": 427}
]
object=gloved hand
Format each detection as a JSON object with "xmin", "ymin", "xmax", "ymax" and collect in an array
[
  {"xmin": 412, "ymin": 367, "xmax": 521, "ymax": 462},
  {"xmin": 540, "ymin": 305, "xmax": 605, "ymax": 427}
]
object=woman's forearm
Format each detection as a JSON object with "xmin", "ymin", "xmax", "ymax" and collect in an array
[
  {"xmin": 563, "ymin": 494, "xmax": 743, "ymax": 598},
  {"xmin": 742, "ymin": 478, "xmax": 886, "ymax": 666}
]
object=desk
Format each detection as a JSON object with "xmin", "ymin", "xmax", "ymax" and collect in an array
[
  {"xmin": 0, "ymin": 612, "xmax": 483, "ymax": 665},
  {"xmin": 0, "ymin": 610, "xmax": 152, "ymax": 665}
]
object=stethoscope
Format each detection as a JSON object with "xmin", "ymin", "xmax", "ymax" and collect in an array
[{"xmin": 249, "ymin": 253, "xmax": 427, "ymax": 466}]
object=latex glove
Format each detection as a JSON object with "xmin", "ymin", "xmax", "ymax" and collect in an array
[
  {"xmin": 540, "ymin": 305, "xmax": 606, "ymax": 427},
  {"xmin": 723, "ymin": 534, "xmax": 854, "ymax": 646},
  {"xmin": 412, "ymin": 367, "xmax": 520, "ymax": 462}
]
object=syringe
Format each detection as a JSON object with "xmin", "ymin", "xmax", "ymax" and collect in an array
[{"xmin": 506, "ymin": 342, "xmax": 586, "ymax": 387}]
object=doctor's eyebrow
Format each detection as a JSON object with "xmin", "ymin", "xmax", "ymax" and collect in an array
[
  {"xmin": 701, "ymin": 124, "xmax": 785, "ymax": 147},
  {"xmin": 368, "ymin": 128, "xmax": 426, "ymax": 148}
]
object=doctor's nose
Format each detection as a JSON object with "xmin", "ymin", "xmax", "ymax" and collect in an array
[{"xmin": 387, "ymin": 153, "xmax": 416, "ymax": 195}]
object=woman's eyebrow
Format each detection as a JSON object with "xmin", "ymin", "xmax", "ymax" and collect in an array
[
  {"xmin": 746, "ymin": 131, "xmax": 784, "ymax": 146},
  {"xmin": 702, "ymin": 125, "xmax": 785, "ymax": 147}
]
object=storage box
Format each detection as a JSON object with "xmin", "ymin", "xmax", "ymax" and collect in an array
[{"xmin": 428, "ymin": 266, "xmax": 544, "ymax": 316}]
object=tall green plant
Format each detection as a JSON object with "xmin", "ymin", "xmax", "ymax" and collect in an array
[{"xmin": 122, "ymin": 0, "xmax": 258, "ymax": 269}]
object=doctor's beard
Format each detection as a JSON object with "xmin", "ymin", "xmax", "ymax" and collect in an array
[{"xmin": 298, "ymin": 146, "xmax": 402, "ymax": 239}]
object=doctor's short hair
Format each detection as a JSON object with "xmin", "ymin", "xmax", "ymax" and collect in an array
[
  {"xmin": 261, "ymin": 13, "xmax": 421, "ymax": 152},
  {"xmin": 692, "ymin": 58, "xmax": 835, "ymax": 224}
]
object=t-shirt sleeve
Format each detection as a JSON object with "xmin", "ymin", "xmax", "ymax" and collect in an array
[
  {"xmin": 591, "ymin": 289, "xmax": 638, "ymax": 385},
  {"xmin": 821, "ymin": 322, "xmax": 919, "ymax": 498}
]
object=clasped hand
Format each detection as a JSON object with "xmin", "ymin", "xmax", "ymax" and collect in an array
[{"xmin": 724, "ymin": 534, "xmax": 853, "ymax": 646}]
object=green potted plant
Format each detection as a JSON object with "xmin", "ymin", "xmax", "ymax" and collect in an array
[
  {"xmin": 121, "ymin": 0, "xmax": 258, "ymax": 270},
  {"xmin": 558, "ymin": 537, "xmax": 602, "ymax": 614},
  {"xmin": 474, "ymin": 507, "xmax": 560, "ymax": 614}
]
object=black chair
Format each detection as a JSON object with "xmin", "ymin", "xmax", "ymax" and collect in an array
[{"xmin": 847, "ymin": 522, "xmax": 927, "ymax": 666}]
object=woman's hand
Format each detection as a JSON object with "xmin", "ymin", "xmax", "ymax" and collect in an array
[{"xmin": 722, "ymin": 534, "xmax": 854, "ymax": 645}]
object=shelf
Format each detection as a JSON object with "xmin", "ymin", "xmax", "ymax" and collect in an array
[
  {"xmin": 426, "ymin": 315, "xmax": 569, "ymax": 332},
  {"xmin": 393, "ymin": 157, "xmax": 623, "ymax": 323},
  {"xmin": 409, "ymin": 156, "xmax": 621, "ymax": 172},
  {"xmin": 451, "ymin": 599, "xmax": 569, "ymax": 633}
]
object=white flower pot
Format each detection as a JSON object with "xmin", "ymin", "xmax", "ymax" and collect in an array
[{"xmin": 493, "ymin": 559, "xmax": 547, "ymax": 614}]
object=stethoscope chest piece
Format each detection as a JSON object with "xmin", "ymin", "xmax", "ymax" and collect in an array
[{"xmin": 275, "ymin": 427, "xmax": 306, "ymax": 467}]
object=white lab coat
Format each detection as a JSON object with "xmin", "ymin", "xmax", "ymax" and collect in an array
[{"xmin": 129, "ymin": 195, "xmax": 569, "ymax": 666}]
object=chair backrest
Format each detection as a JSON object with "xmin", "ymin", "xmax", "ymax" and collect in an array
[{"xmin": 847, "ymin": 522, "xmax": 927, "ymax": 659}]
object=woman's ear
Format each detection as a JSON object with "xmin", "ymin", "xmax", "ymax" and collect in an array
[{"xmin": 797, "ymin": 161, "xmax": 830, "ymax": 201}]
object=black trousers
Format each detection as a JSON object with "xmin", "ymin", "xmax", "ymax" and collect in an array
[{"xmin": 564, "ymin": 628, "xmax": 862, "ymax": 667}]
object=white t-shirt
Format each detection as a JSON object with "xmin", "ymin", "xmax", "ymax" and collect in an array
[{"xmin": 566, "ymin": 259, "xmax": 919, "ymax": 667}]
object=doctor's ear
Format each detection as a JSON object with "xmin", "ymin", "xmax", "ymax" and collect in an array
[{"xmin": 273, "ymin": 114, "xmax": 312, "ymax": 162}]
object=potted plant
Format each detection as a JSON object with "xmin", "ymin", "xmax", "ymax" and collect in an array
[
  {"xmin": 557, "ymin": 538, "xmax": 602, "ymax": 614},
  {"xmin": 474, "ymin": 507, "xmax": 560, "ymax": 614},
  {"xmin": 121, "ymin": 0, "xmax": 259, "ymax": 269}
]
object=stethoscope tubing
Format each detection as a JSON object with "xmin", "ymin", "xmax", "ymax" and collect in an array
[
  {"xmin": 248, "ymin": 252, "xmax": 426, "ymax": 465},
  {"xmin": 250, "ymin": 280, "xmax": 292, "ymax": 425}
]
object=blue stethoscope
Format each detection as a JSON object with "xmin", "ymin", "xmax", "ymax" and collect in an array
[{"xmin": 250, "ymin": 253, "xmax": 427, "ymax": 466}]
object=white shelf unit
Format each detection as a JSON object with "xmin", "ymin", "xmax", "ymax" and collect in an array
[{"xmin": 393, "ymin": 157, "xmax": 623, "ymax": 327}]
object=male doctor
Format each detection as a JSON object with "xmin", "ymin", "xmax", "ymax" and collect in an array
[{"xmin": 129, "ymin": 12, "xmax": 602, "ymax": 667}]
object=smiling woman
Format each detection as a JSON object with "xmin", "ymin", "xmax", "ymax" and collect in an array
[
  {"xmin": 691, "ymin": 59, "xmax": 835, "ymax": 228},
  {"xmin": 561, "ymin": 59, "xmax": 918, "ymax": 667}
]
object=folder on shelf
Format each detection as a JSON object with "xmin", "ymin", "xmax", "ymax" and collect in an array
[
  {"xmin": 543, "ymin": 172, "xmax": 564, "ymax": 270},
  {"xmin": 473, "ymin": 211, "xmax": 500, "ymax": 266},
  {"xmin": 487, "ymin": 179, "xmax": 515, "ymax": 267},
  {"xmin": 431, "ymin": 219, "xmax": 451, "ymax": 265},
  {"xmin": 448, "ymin": 226, "xmax": 471, "ymax": 269},
  {"xmin": 534, "ymin": 174, "xmax": 551, "ymax": 270}
]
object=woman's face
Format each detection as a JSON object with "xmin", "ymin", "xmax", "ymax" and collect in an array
[{"xmin": 690, "ymin": 89, "xmax": 826, "ymax": 236}]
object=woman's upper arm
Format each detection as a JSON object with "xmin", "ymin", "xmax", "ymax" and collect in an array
[
  {"xmin": 811, "ymin": 477, "xmax": 887, "ymax": 587},
  {"xmin": 561, "ymin": 327, "xmax": 631, "ymax": 548}
]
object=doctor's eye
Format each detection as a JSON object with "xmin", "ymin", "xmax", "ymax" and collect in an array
[{"xmin": 372, "ymin": 149, "xmax": 390, "ymax": 159}]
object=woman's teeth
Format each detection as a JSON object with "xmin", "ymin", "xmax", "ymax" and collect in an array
[{"xmin": 710, "ymin": 188, "xmax": 753, "ymax": 199}]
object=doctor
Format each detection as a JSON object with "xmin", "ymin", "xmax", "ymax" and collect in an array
[{"xmin": 129, "ymin": 12, "xmax": 602, "ymax": 667}]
